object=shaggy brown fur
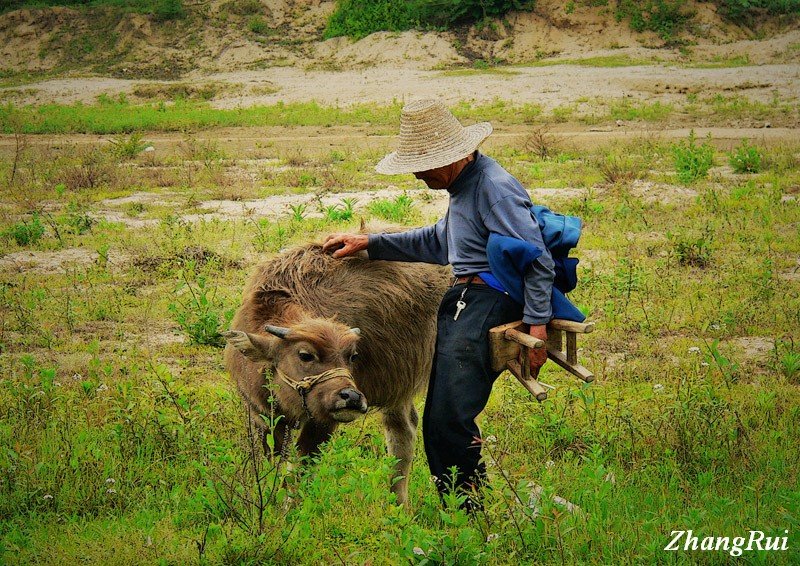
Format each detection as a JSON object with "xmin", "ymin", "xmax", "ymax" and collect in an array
[{"xmin": 224, "ymin": 243, "xmax": 449, "ymax": 505}]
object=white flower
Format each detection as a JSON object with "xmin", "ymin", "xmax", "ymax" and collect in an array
[
  {"xmin": 710, "ymin": 324, "xmax": 721, "ymax": 330},
  {"xmin": 688, "ymin": 347, "xmax": 701, "ymax": 354},
  {"xmin": 484, "ymin": 435, "xmax": 497, "ymax": 444},
  {"xmin": 105, "ymin": 478, "xmax": 116, "ymax": 484},
  {"xmin": 43, "ymin": 494, "xmax": 54, "ymax": 500},
  {"xmin": 486, "ymin": 533, "xmax": 500, "ymax": 542},
  {"xmin": 106, "ymin": 487, "xmax": 117, "ymax": 494},
  {"xmin": 71, "ymin": 373, "xmax": 82, "ymax": 381},
  {"xmin": 653, "ymin": 384, "xmax": 664, "ymax": 392},
  {"xmin": 96, "ymin": 383, "xmax": 109, "ymax": 393},
  {"xmin": 701, "ymin": 362, "xmax": 709, "ymax": 367},
  {"xmin": 412, "ymin": 547, "xmax": 425, "ymax": 556},
  {"xmin": 545, "ymin": 460, "xmax": 555, "ymax": 469}
]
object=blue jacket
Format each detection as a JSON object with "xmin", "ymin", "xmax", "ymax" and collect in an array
[{"xmin": 485, "ymin": 206, "xmax": 585, "ymax": 322}]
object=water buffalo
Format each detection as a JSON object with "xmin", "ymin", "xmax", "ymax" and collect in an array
[{"xmin": 224, "ymin": 243, "xmax": 448, "ymax": 505}]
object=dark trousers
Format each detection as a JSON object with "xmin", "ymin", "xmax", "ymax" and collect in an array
[{"xmin": 422, "ymin": 283, "xmax": 523, "ymax": 495}]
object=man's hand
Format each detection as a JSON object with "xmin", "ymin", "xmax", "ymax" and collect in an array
[
  {"xmin": 528, "ymin": 324, "xmax": 548, "ymax": 378},
  {"xmin": 322, "ymin": 233, "xmax": 368, "ymax": 258}
]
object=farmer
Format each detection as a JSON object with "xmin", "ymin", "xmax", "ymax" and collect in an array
[{"xmin": 323, "ymin": 99, "xmax": 554, "ymax": 508}]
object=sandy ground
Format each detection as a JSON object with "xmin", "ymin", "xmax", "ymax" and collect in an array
[{"xmin": 5, "ymin": 63, "xmax": 800, "ymax": 110}]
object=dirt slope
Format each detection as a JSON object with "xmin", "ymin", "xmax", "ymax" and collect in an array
[{"xmin": 0, "ymin": 0, "xmax": 798, "ymax": 79}]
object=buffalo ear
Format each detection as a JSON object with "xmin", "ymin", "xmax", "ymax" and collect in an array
[{"xmin": 223, "ymin": 330, "xmax": 275, "ymax": 362}]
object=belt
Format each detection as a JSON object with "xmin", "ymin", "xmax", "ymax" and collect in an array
[{"xmin": 451, "ymin": 275, "xmax": 488, "ymax": 287}]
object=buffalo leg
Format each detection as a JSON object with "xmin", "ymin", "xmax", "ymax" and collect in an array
[
  {"xmin": 382, "ymin": 403, "xmax": 418, "ymax": 506},
  {"xmin": 296, "ymin": 420, "xmax": 335, "ymax": 459}
]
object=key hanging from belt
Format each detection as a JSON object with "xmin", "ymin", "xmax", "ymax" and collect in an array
[{"xmin": 453, "ymin": 276, "xmax": 474, "ymax": 321}]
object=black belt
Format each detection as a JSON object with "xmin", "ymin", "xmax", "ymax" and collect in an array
[{"xmin": 451, "ymin": 275, "xmax": 487, "ymax": 287}]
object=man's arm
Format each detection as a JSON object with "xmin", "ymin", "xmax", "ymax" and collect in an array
[
  {"xmin": 325, "ymin": 219, "xmax": 448, "ymax": 264},
  {"xmin": 483, "ymin": 188, "xmax": 555, "ymax": 376},
  {"xmin": 483, "ymin": 193, "xmax": 555, "ymax": 322}
]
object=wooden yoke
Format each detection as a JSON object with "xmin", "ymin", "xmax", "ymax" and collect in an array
[{"xmin": 489, "ymin": 319, "xmax": 595, "ymax": 402}]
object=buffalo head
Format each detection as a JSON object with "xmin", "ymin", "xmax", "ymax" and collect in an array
[{"xmin": 223, "ymin": 318, "xmax": 367, "ymax": 423}]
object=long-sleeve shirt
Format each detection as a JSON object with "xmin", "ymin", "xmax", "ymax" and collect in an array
[{"xmin": 367, "ymin": 152, "xmax": 555, "ymax": 325}]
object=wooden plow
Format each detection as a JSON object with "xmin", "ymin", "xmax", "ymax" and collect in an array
[{"xmin": 489, "ymin": 319, "xmax": 595, "ymax": 401}]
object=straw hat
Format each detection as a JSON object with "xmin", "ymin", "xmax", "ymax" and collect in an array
[{"xmin": 375, "ymin": 99, "xmax": 492, "ymax": 175}]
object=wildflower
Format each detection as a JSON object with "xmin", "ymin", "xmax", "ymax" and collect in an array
[
  {"xmin": 71, "ymin": 373, "xmax": 82, "ymax": 381},
  {"xmin": 710, "ymin": 323, "xmax": 721, "ymax": 330},
  {"xmin": 106, "ymin": 487, "xmax": 117, "ymax": 494},
  {"xmin": 486, "ymin": 533, "xmax": 500, "ymax": 542},
  {"xmin": 701, "ymin": 362, "xmax": 710, "ymax": 367},
  {"xmin": 412, "ymin": 547, "xmax": 425, "ymax": 556},
  {"xmin": 43, "ymin": 494, "xmax": 54, "ymax": 501},
  {"xmin": 653, "ymin": 383, "xmax": 664, "ymax": 392},
  {"xmin": 688, "ymin": 347, "xmax": 700, "ymax": 354},
  {"xmin": 96, "ymin": 383, "xmax": 109, "ymax": 393},
  {"xmin": 545, "ymin": 460, "xmax": 555, "ymax": 469},
  {"xmin": 105, "ymin": 478, "xmax": 116, "ymax": 484},
  {"xmin": 484, "ymin": 435, "xmax": 497, "ymax": 444}
]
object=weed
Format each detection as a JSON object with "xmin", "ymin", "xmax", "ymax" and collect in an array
[
  {"xmin": 4, "ymin": 214, "xmax": 45, "ymax": 246},
  {"xmin": 524, "ymin": 126, "xmax": 563, "ymax": 160},
  {"xmin": 168, "ymin": 270, "xmax": 234, "ymax": 347},
  {"xmin": 324, "ymin": 199, "xmax": 356, "ymax": 222},
  {"xmin": 729, "ymin": 139, "xmax": 763, "ymax": 173},
  {"xmin": 367, "ymin": 193, "xmax": 414, "ymax": 222},
  {"xmin": 107, "ymin": 132, "xmax": 149, "ymax": 160},
  {"xmin": 672, "ymin": 130, "xmax": 714, "ymax": 184},
  {"xmin": 289, "ymin": 203, "xmax": 308, "ymax": 222},
  {"xmin": 667, "ymin": 226, "xmax": 713, "ymax": 267},
  {"xmin": 247, "ymin": 16, "xmax": 271, "ymax": 35},
  {"xmin": 597, "ymin": 153, "xmax": 645, "ymax": 184}
]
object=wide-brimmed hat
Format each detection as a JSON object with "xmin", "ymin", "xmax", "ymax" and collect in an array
[{"xmin": 375, "ymin": 99, "xmax": 492, "ymax": 175}]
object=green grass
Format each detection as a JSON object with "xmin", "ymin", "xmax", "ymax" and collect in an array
[
  {"xmin": 0, "ymin": 119, "xmax": 799, "ymax": 563},
  {"xmin": 3, "ymin": 91, "xmax": 798, "ymax": 135},
  {"xmin": 528, "ymin": 54, "xmax": 656, "ymax": 67}
]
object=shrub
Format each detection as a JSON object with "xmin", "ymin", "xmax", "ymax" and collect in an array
[
  {"xmin": 248, "ymin": 16, "xmax": 270, "ymax": 34},
  {"xmin": 4, "ymin": 215, "xmax": 45, "ymax": 246},
  {"xmin": 324, "ymin": 0, "xmax": 534, "ymax": 40},
  {"xmin": 616, "ymin": 0, "xmax": 693, "ymax": 41},
  {"xmin": 729, "ymin": 139, "xmax": 763, "ymax": 173},
  {"xmin": 107, "ymin": 132, "xmax": 148, "ymax": 160},
  {"xmin": 672, "ymin": 130, "xmax": 714, "ymax": 184},
  {"xmin": 153, "ymin": 0, "xmax": 185, "ymax": 21},
  {"xmin": 716, "ymin": 0, "xmax": 800, "ymax": 20}
]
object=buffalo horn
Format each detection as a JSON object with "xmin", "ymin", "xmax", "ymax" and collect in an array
[
  {"xmin": 350, "ymin": 328, "xmax": 361, "ymax": 335},
  {"xmin": 264, "ymin": 324, "xmax": 290, "ymax": 338}
]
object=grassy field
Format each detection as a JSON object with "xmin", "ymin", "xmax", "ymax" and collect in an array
[
  {"xmin": 1, "ymin": 93, "xmax": 798, "ymax": 134},
  {"xmin": 0, "ymin": 102, "xmax": 799, "ymax": 564}
]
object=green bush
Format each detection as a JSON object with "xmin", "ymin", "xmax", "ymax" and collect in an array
[
  {"xmin": 729, "ymin": 139, "xmax": 763, "ymax": 173},
  {"xmin": 324, "ymin": 0, "xmax": 534, "ymax": 40},
  {"xmin": 1, "ymin": 1, "xmax": 187, "ymax": 20},
  {"xmin": 672, "ymin": 130, "xmax": 714, "ymax": 184},
  {"xmin": 716, "ymin": 0, "xmax": 800, "ymax": 20},
  {"xmin": 247, "ymin": 16, "xmax": 270, "ymax": 34},
  {"xmin": 616, "ymin": 0, "xmax": 692, "ymax": 41},
  {"xmin": 4, "ymin": 214, "xmax": 45, "ymax": 246}
]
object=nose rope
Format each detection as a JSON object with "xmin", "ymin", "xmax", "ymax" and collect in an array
[
  {"xmin": 277, "ymin": 367, "xmax": 357, "ymax": 393},
  {"xmin": 275, "ymin": 367, "xmax": 359, "ymax": 419}
]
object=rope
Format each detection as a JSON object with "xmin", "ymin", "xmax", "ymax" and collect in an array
[{"xmin": 276, "ymin": 367, "xmax": 357, "ymax": 394}]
